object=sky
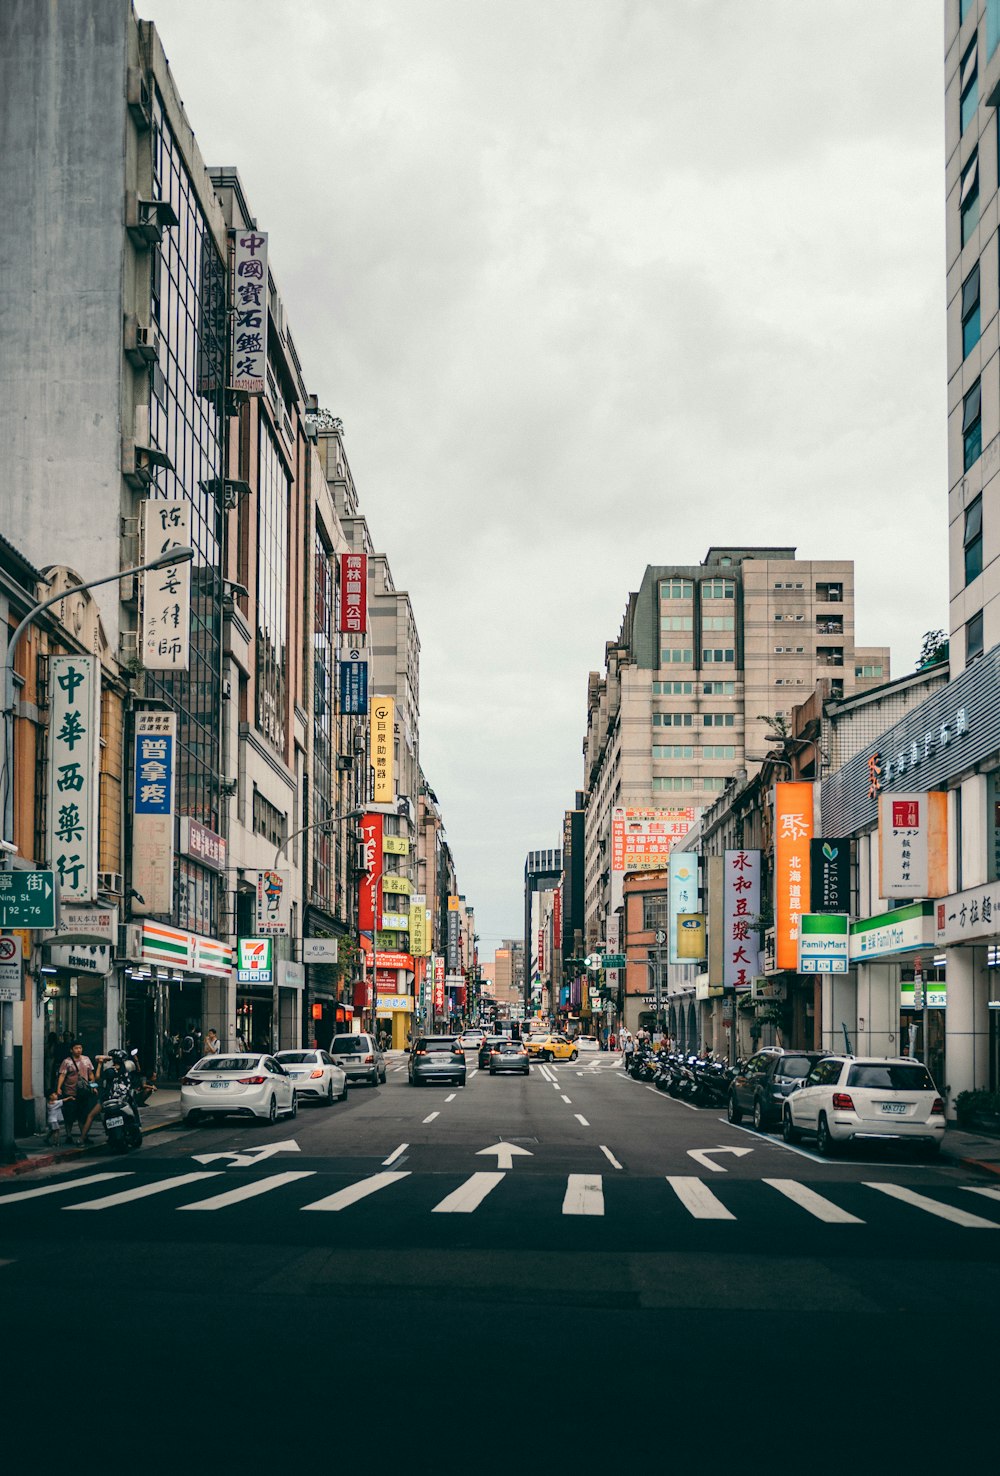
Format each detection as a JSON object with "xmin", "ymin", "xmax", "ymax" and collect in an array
[{"xmin": 147, "ymin": 0, "xmax": 948, "ymax": 952}]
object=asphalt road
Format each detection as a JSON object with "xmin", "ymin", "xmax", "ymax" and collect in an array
[{"xmin": 5, "ymin": 1054, "xmax": 999, "ymax": 1454}]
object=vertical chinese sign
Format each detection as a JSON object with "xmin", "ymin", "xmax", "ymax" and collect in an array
[
  {"xmin": 131, "ymin": 711, "xmax": 177, "ymax": 916},
  {"xmin": 371, "ymin": 696, "xmax": 394, "ymax": 803},
  {"xmin": 142, "ymin": 499, "xmax": 191, "ymax": 672},
  {"xmin": 433, "ymin": 955, "xmax": 445, "ymax": 1013},
  {"xmin": 668, "ymin": 850, "xmax": 700, "ymax": 963},
  {"xmin": 723, "ymin": 849, "xmax": 761, "ymax": 990},
  {"xmin": 358, "ymin": 814, "xmax": 382, "ymax": 933},
  {"xmin": 774, "ymin": 782, "xmax": 814, "ymax": 970},
  {"xmin": 447, "ymin": 895, "xmax": 461, "ymax": 972},
  {"xmin": 878, "ymin": 791, "xmax": 948, "ymax": 899},
  {"xmin": 339, "ymin": 554, "xmax": 367, "ymax": 635},
  {"xmin": 230, "ymin": 229, "xmax": 268, "ymax": 394},
  {"xmin": 48, "ymin": 656, "xmax": 100, "ymax": 903},
  {"xmin": 255, "ymin": 869, "xmax": 290, "ymax": 935}
]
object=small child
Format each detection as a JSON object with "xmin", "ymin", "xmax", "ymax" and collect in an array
[{"xmin": 46, "ymin": 1095, "xmax": 66, "ymax": 1146}]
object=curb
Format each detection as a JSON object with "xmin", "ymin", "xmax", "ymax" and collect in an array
[{"xmin": 0, "ymin": 1114, "xmax": 183, "ymax": 1178}]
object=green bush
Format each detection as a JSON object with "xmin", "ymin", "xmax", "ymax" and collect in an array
[{"xmin": 955, "ymin": 1089, "xmax": 1000, "ymax": 1128}]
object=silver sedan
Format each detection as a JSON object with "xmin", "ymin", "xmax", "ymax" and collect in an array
[{"xmin": 274, "ymin": 1048, "xmax": 348, "ymax": 1105}]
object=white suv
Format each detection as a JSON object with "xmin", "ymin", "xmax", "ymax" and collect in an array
[{"xmin": 782, "ymin": 1055, "xmax": 946, "ymax": 1159}]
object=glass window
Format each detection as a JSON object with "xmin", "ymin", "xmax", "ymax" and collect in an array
[
  {"xmin": 652, "ymin": 681, "xmax": 694, "ymax": 695},
  {"xmin": 703, "ymin": 615, "xmax": 735, "ymax": 631},
  {"xmin": 701, "ymin": 776, "xmax": 727, "ymax": 791},
  {"xmin": 652, "ymin": 776, "xmax": 694, "ymax": 792},
  {"xmin": 961, "ymin": 38, "xmax": 979, "ymax": 135},
  {"xmin": 703, "ymin": 681, "xmax": 735, "ymax": 695},
  {"xmin": 660, "ymin": 615, "xmax": 694, "ymax": 631},
  {"xmin": 702, "ymin": 649, "xmax": 735, "ymax": 663},
  {"xmin": 703, "ymin": 713, "xmax": 735, "ymax": 726},
  {"xmin": 989, "ymin": 0, "xmax": 1000, "ymax": 60},
  {"xmin": 963, "ymin": 381, "xmax": 982, "ymax": 471},
  {"xmin": 257, "ymin": 424, "xmax": 290, "ymax": 750},
  {"xmin": 642, "ymin": 894, "xmax": 669, "ymax": 930},
  {"xmin": 660, "ymin": 648, "xmax": 693, "ymax": 664},
  {"xmin": 653, "ymin": 745, "xmax": 694, "ymax": 758},
  {"xmin": 846, "ymin": 1063, "xmax": 935, "ymax": 1091},
  {"xmin": 962, "ymin": 263, "xmax": 981, "ymax": 357},
  {"xmin": 961, "ymin": 0, "xmax": 974, "ymax": 24},
  {"xmin": 703, "ymin": 745, "xmax": 736, "ymax": 760},
  {"xmin": 967, "ymin": 608, "xmax": 984, "ymax": 662},
  {"xmin": 961, "ymin": 151, "xmax": 980, "ymax": 246},
  {"xmin": 701, "ymin": 578, "xmax": 735, "ymax": 600},
  {"xmin": 660, "ymin": 578, "xmax": 693, "ymax": 600},
  {"xmin": 965, "ymin": 493, "xmax": 983, "ymax": 582},
  {"xmin": 653, "ymin": 712, "xmax": 694, "ymax": 726}
]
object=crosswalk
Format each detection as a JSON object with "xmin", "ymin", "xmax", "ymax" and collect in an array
[{"xmin": 3, "ymin": 1167, "xmax": 1000, "ymax": 1229}]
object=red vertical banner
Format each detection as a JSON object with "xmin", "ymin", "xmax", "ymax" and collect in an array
[
  {"xmin": 433, "ymin": 956, "xmax": 445, "ymax": 1011},
  {"xmin": 358, "ymin": 812, "xmax": 382, "ymax": 932},
  {"xmin": 774, "ymin": 783, "xmax": 814, "ymax": 971},
  {"xmin": 339, "ymin": 553, "xmax": 368, "ymax": 635}
]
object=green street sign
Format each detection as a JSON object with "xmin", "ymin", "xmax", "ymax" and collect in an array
[
  {"xmin": 600, "ymin": 953, "xmax": 626, "ymax": 969},
  {"xmin": 0, "ymin": 870, "xmax": 57, "ymax": 929}
]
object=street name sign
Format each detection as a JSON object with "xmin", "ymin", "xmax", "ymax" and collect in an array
[
  {"xmin": 600, "ymin": 953, "xmax": 626, "ymax": 969},
  {"xmin": 0, "ymin": 870, "xmax": 57, "ymax": 929}
]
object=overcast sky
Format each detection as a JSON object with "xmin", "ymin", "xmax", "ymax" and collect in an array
[{"xmin": 148, "ymin": 0, "xmax": 947, "ymax": 952}]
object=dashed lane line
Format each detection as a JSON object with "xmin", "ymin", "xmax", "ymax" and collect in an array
[
  {"xmin": 561, "ymin": 1095, "xmax": 572, "ymax": 1104},
  {"xmin": 574, "ymin": 1114, "xmax": 590, "ymax": 1127},
  {"xmin": 599, "ymin": 1145, "xmax": 623, "ymax": 1170},
  {"xmin": 422, "ymin": 1112, "xmax": 439, "ymax": 1124},
  {"xmin": 382, "ymin": 1143, "xmax": 408, "ymax": 1167},
  {"xmin": 562, "ymin": 1174, "xmax": 604, "ymax": 1216}
]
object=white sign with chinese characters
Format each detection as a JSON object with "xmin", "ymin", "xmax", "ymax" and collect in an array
[
  {"xmin": 723, "ymin": 849, "xmax": 761, "ymax": 990},
  {"xmin": 231, "ymin": 229, "xmax": 268, "ymax": 393},
  {"xmin": 47, "ymin": 655, "xmax": 100, "ymax": 903},
  {"xmin": 935, "ymin": 882, "xmax": 1000, "ymax": 946},
  {"xmin": 142, "ymin": 499, "xmax": 191, "ymax": 671}
]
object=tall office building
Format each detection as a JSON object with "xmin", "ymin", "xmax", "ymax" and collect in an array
[
  {"xmin": 582, "ymin": 547, "xmax": 888, "ymax": 949},
  {"xmin": 523, "ymin": 848, "xmax": 562, "ymax": 1014}
]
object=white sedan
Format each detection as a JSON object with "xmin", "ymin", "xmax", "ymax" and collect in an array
[
  {"xmin": 274, "ymin": 1048, "xmax": 348, "ymax": 1105},
  {"xmin": 783, "ymin": 1055, "xmax": 946, "ymax": 1157},
  {"xmin": 181, "ymin": 1053, "xmax": 298, "ymax": 1126}
]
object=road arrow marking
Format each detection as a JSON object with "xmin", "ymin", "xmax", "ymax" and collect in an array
[
  {"xmin": 476, "ymin": 1141, "xmax": 533, "ymax": 1170},
  {"xmin": 192, "ymin": 1138, "xmax": 301, "ymax": 1168},
  {"xmin": 686, "ymin": 1146, "xmax": 754, "ymax": 1173}
]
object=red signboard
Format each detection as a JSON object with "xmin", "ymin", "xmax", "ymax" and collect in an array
[
  {"xmin": 433, "ymin": 956, "xmax": 445, "ymax": 1011},
  {"xmin": 358, "ymin": 814, "xmax": 382, "ymax": 933},
  {"xmin": 339, "ymin": 553, "xmax": 367, "ymax": 635}
]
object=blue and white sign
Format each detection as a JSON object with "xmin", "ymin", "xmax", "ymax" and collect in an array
[
  {"xmin": 134, "ymin": 726, "xmax": 175, "ymax": 814},
  {"xmin": 131, "ymin": 711, "xmax": 177, "ymax": 916},
  {"xmin": 668, "ymin": 850, "xmax": 700, "ymax": 965},
  {"xmin": 339, "ymin": 654, "xmax": 368, "ymax": 715}
]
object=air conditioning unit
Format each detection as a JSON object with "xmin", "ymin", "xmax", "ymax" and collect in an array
[
  {"xmin": 125, "ymin": 192, "xmax": 179, "ymax": 247},
  {"xmin": 98, "ymin": 871, "xmax": 123, "ymax": 896},
  {"xmin": 124, "ymin": 316, "xmax": 160, "ymax": 367},
  {"xmin": 126, "ymin": 67, "xmax": 152, "ymax": 130},
  {"xmin": 122, "ymin": 435, "xmax": 173, "ymax": 489},
  {"xmin": 118, "ymin": 923, "xmax": 144, "ymax": 960}
]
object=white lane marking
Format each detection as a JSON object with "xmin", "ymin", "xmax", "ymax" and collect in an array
[
  {"xmin": 64, "ymin": 1172, "xmax": 222, "ymax": 1210},
  {"xmin": 665, "ymin": 1175, "xmax": 736, "ymax": 1221},
  {"xmin": 646, "ymin": 1083, "xmax": 699, "ymax": 1111},
  {"xmin": 551, "ymin": 1082, "xmax": 561, "ymax": 1091},
  {"xmin": 577, "ymin": 1072, "xmax": 584, "ymax": 1077},
  {"xmin": 964, "ymin": 1186, "xmax": 1000, "ymax": 1205},
  {"xmin": 382, "ymin": 1142, "xmax": 408, "ymax": 1167},
  {"xmin": 177, "ymin": 1171, "xmax": 315, "ymax": 1211},
  {"xmin": 562, "ymin": 1174, "xmax": 604, "ymax": 1216},
  {"xmin": 537, "ymin": 1064, "xmax": 553, "ymax": 1082},
  {"xmin": 600, "ymin": 1145, "xmax": 623, "ymax": 1170},
  {"xmin": 763, "ymin": 1178, "xmax": 864, "ymax": 1224},
  {"xmin": 301, "ymin": 1171, "xmax": 411, "ymax": 1212},
  {"xmin": 574, "ymin": 1114, "xmax": 590, "ymax": 1126},
  {"xmin": 392, "ymin": 1064, "xmax": 406, "ymax": 1073},
  {"xmin": 431, "ymin": 1171, "xmax": 505, "ymax": 1214},
  {"xmin": 561, "ymin": 1094, "xmax": 572, "ymax": 1104},
  {"xmin": 866, "ymin": 1182, "xmax": 1000, "ymax": 1228},
  {"xmin": 0, "ymin": 1172, "xmax": 132, "ymax": 1205},
  {"xmin": 422, "ymin": 1112, "xmax": 440, "ymax": 1124},
  {"xmin": 468, "ymin": 1069, "xmax": 478, "ymax": 1081},
  {"xmin": 445, "ymin": 1093, "xmax": 456, "ymax": 1103},
  {"xmin": 867, "ymin": 1180, "xmax": 1000, "ymax": 1228}
]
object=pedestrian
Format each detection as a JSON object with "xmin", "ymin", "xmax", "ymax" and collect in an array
[
  {"xmin": 51, "ymin": 1040, "xmax": 97, "ymax": 1143},
  {"xmin": 622, "ymin": 1032, "xmax": 635, "ymax": 1071},
  {"xmin": 609, "ymin": 1032, "xmax": 617, "ymax": 1052},
  {"xmin": 204, "ymin": 1029, "xmax": 221, "ymax": 1055}
]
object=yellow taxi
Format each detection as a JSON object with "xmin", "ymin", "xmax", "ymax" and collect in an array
[{"xmin": 524, "ymin": 1032, "xmax": 579, "ymax": 1063}]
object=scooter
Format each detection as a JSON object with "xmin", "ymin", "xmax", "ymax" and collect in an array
[{"xmin": 100, "ymin": 1052, "xmax": 143, "ymax": 1154}]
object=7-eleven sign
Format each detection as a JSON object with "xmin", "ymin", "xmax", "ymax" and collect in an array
[{"xmin": 237, "ymin": 937, "xmax": 273, "ymax": 984}]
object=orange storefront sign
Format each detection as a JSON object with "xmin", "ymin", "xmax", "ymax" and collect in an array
[{"xmin": 774, "ymin": 782, "xmax": 814, "ymax": 971}]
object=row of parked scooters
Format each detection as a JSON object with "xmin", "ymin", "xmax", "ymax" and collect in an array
[{"xmin": 624, "ymin": 1043, "xmax": 733, "ymax": 1108}]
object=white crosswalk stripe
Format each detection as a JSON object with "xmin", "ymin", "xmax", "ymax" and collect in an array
[
  {"xmin": 562, "ymin": 1174, "xmax": 604, "ymax": 1216},
  {"xmin": 665, "ymin": 1175, "xmax": 736, "ymax": 1220},
  {"xmin": 300, "ymin": 1170, "xmax": 410, "ymax": 1212},
  {"xmin": 177, "ymin": 1171, "xmax": 316, "ymax": 1211},
  {"xmin": 0, "ymin": 1172, "xmax": 133, "ymax": 1205},
  {"xmin": 762, "ymin": 1178, "xmax": 865, "ymax": 1224},
  {"xmin": 963, "ymin": 1185, "xmax": 1000, "ymax": 1205},
  {"xmin": 432, "ymin": 1172, "xmax": 505, "ymax": 1213},
  {"xmin": 865, "ymin": 1182, "xmax": 1000, "ymax": 1228},
  {"xmin": 63, "ymin": 1171, "xmax": 223, "ymax": 1210}
]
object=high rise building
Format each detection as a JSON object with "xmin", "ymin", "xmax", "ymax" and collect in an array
[
  {"xmin": 582, "ymin": 547, "xmax": 888, "ymax": 951},
  {"xmin": 523, "ymin": 848, "xmax": 561, "ymax": 1016}
]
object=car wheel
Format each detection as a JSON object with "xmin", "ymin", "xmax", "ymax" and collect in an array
[
  {"xmin": 184, "ymin": 1110, "xmax": 201, "ymax": 1126},
  {"xmin": 570, "ymin": 1050, "xmax": 578, "ymax": 1062},
  {"xmin": 782, "ymin": 1109, "xmax": 800, "ymax": 1144},
  {"xmin": 288, "ymin": 1094, "xmax": 298, "ymax": 1119},
  {"xmin": 338, "ymin": 1079, "xmax": 348, "ymax": 1101},
  {"xmin": 727, "ymin": 1093, "xmax": 743, "ymax": 1125},
  {"xmin": 325, "ymin": 1081, "xmax": 334, "ymax": 1106},
  {"xmin": 752, "ymin": 1096, "xmax": 766, "ymax": 1132},
  {"xmin": 489, "ymin": 1067, "xmax": 496, "ymax": 1075},
  {"xmin": 816, "ymin": 1113, "xmax": 837, "ymax": 1157},
  {"xmin": 370, "ymin": 1069, "xmax": 379, "ymax": 1086},
  {"xmin": 266, "ymin": 1095, "xmax": 277, "ymax": 1125},
  {"xmin": 379, "ymin": 1068, "xmax": 387, "ymax": 1084}
]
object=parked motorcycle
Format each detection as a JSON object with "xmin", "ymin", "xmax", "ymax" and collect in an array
[{"xmin": 100, "ymin": 1049, "xmax": 143, "ymax": 1154}]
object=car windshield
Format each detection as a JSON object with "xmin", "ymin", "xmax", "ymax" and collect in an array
[
  {"xmin": 499, "ymin": 1043, "xmax": 523, "ymax": 1052},
  {"xmin": 847, "ymin": 1063, "xmax": 936, "ymax": 1092},
  {"xmin": 276, "ymin": 1052, "xmax": 316, "ymax": 1064},
  {"xmin": 190, "ymin": 1056, "xmax": 260, "ymax": 1073},
  {"xmin": 775, "ymin": 1056, "xmax": 815, "ymax": 1078},
  {"xmin": 422, "ymin": 1038, "xmax": 458, "ymax": 1052},
  {"xmin": 330, "ymin": 1038, "xmax": 366, "ymax": 1053},
  {"xmin": 527, "ymin": 1035, "xmax": 549, "ymax": 1042}
]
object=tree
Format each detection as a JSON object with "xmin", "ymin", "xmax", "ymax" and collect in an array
[{"xmin": 916, "ymin": 629, "xmax": 948, "ymax": 669}]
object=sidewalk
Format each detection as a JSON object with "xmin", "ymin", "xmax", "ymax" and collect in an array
[{"xmin": 1, "ymin": 1088, "xmax": 184, "ymax": 1177}]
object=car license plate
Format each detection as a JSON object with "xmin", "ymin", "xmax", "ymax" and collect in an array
[
  {"xmin": 881, "ymin": 1102, "xmax": 907, "ymax": 1114},
  {"xmin": 209, "ymin": 1081, "xmax": 230, "ymax": 1089},
  {"xmin": 105, "ymin": 1115, "xmax": 124, "ymax": 1130}
]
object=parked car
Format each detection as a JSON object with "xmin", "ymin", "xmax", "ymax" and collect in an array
[
  {"xmin": 274, "ymin": 1048, "xmax": 348, "ymax": 1105},
  {"xmin": 525, "ymin": 1033, "xmax": 578, "ymax": 1062},
  {"xmin": 489, "ymin": 1040, "xmax": 530, "ymax": 1076},
  {"xmin": 783, "ymin": 1055, "xmax": 946, "ymax": 1157},
  {"xmin": 478, "ymin": 1035, "xmax": 507, "ymax": 1068},
  {"xmin": 181, "ymin": 1053, "xmax": 297, "ymax": 1125},
  {"xmin": 328, "ymin": 1032, "xmax": 386, "ymax": 1086},
  {"xmin": 727, "ymin": 1048, "xmax": 827, "ymax": 1132},
  {"xmin": 409, "ymin": 1036, "xmax": 467, "ymax": 1087}
]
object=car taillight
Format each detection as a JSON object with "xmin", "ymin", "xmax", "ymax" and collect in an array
[
  {"xmin": 831, "ymin": 1092, "xmax": 854, "ymax": 1110},
  {"xmin": 930, "ymin": 1097, "xmax": 945, "ymax": 1115},
  {"xmin": 310, "ymin": 1069, "xmax": 324, "ymax": 1078},
  {"xmin": 415, "ymin": 1049, "xmax": 426, "ymax": 1055},
  {"xmin": 455, "ymin": 1047, "xmax": 465, "ymax": 1055},
  {"xmin": 364, "ymin": 1055, "xmax": 374, "ymax": 1063},
  {"xmin": 491, "ymin": 1048, "xmax": 500, "ymax": 1054},
  {"xmin": 181, "ymin": 1075, "xmax": 197, "ymax": 1085},
  {"xmin": 238, "ymin": 1075, "xmax": 267, "ymax": 1085}
]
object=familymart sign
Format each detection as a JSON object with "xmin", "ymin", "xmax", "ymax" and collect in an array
[{"xmin": 798, "ymin": 913, "xmax": 849, "ymax": 974}]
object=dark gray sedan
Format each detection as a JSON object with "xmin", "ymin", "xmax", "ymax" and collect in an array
[
  {"xmin": 489, "ymin": 1040, "xmax": 530, "ymax": 1076},
  {"xmin": 408, "ymin": 1036, "xmax": 467, "ymax": 1087}
]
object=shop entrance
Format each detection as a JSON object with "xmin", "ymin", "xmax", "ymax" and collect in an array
[{"xmin": 236, "ymin": 990, "xmax": 274, "ymax": 1054}]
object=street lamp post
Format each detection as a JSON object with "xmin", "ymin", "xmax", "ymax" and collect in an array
[{"xmin": 0, "ymin": 546, "xmax": 195, "ymax": 1161}]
